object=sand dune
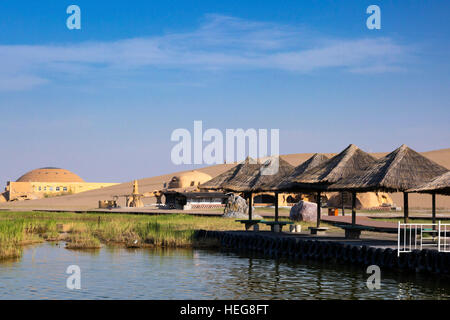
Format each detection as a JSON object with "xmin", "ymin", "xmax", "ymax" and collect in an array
[{"xmin": 1, "ymin": 148, "xmax": 449, "ymax": 211}]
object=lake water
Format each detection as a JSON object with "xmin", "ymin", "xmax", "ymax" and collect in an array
[{"xmin": 0, "ymin": 242, "xmax": 449, "ymax": 299}]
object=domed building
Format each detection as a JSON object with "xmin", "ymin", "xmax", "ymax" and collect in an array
[
  {"xmin": 166, "ymin": 171, "xmax": 212, "ymax": 189},
  {"xmin": 16, "ymin": 167, "xmax": 85, "ymax": 183},
  {"xmin": 2, "ymin": 167, "xmax": 118, "ymax": 202}
]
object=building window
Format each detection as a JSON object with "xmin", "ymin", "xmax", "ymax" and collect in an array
[
  {"xmin": 39, "ymin": 187, "xmax": 42, "ymax": 191},
  {"xmin": 56, "ymin": 187, "xmax": 60, "ymax": 191},
  {"xmin": 49, "ymin": 187, "xmax": 53, "ymax": 191},
  {"xmin": 63, "ymin": 187, "xmax": 68, "ymax": 191}
]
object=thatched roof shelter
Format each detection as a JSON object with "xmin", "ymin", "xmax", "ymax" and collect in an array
[
  {"xmin": 270, "ymin": 153, "xmax": 329, "ymax": 191},
  {"xmin": 280, "ymin": 144, "xmax": 377, "ymax": 192},
  {"xmin": 329, "ymin": 144, "xmax": 448, "ymax": 224},
  {"xmin": 199, "ymin": 156, "xmax": 294, "ymax": 222},
  {"xmin": 277, "ymin": 144, "xmax": 376, "ymax": 230},
  {"xmin": 199, "ymin": 156, "xmax": 294, "ymax": 193},
  {"xmin": 329, "ymin": 144, "xmax": 448, "ymax": 192},
  {"xmin": 247, "ymin": 157, "xmax": 295, "ymax": 192},
  {"xmin": 199, "ymin": 157, "xmax": 259, "ymax": 191},
  {"xmin": 408, "ymin": 171, "xmax": 450, "ymax": 195}
]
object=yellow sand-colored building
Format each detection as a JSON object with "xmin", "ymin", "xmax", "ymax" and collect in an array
[
  {"xmin": 2, "ymin": 167, "xmax": 118, "ymax": 202},
  {"xmin": 166, "ymin": 171, "xmax": 212, "ymax": 189},
  {"xmin": 326, "ymin": 191, "xmax": 393, "ymax": 210}
]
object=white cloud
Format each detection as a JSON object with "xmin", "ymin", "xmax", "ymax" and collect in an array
[{"xmin": 0, "ymin": 14, "xmax": 410, "ymax": 91}]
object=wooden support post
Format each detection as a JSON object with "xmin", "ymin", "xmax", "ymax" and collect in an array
[
  {"xmin": 403, "ymin": 192, "xmax": 409, "ymax": 223},
  {"xmin": 248, "ymin": 192, "xmax": 253, "ymax": 220},
  {"xmin": 341, "ymin": 192, "xmax": 345, "ymax": 216},
  {"xmin": 432, "ymin": 193, "xmax": 436, "ymax": 230},
  {"xmin": 351, "ymin": 191, "xmax": 356, "ymax": 227},
  {"xmin": 316, "ymin": 191, "xmax": 321, "ymax": 228},
  {"xmin": 274, "ymin": 191, "xmax": 279, "ymax": 222}
]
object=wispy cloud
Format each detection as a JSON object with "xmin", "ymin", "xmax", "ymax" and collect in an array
[{"xmin": 0, "ymin": 14, "xmax": 410, "ymax": 91}]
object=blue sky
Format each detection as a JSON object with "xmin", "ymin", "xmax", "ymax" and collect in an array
[{"xmin": 0, "ymin": 1, "xmax": 449, "ymax": 185}]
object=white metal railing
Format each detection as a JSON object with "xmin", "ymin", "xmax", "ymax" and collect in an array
[{"xmin": 397, "ymin": 221, "xmax": 450, "ymax": 256}]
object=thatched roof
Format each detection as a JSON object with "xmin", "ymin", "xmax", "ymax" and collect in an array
[
  {"xmin": 279, "ymin": 144, "xmax": 377, "ymax": 191},
  {"xmin": 329, "ymin": 144, "xmax": 448, "ymax": 192},
  {"xmin": 199, "ymin": 156, "xmax": 294, "ymax": 193},
  {"xmin": 199, "ymin": 157, "xmax": 258, "ymax": 191},
  {"xmin": 407, "ymin": 171, "xmax": 450, "ymax": 195},
  {"xmin": 292, "ymin": 153, "xmax": 330, "ymax": 178},
  {"xmin": 248, "ymin": 157, "xmax": 294, "ymax": 192},
  {"xmin": 270, "ymin": 153, "xmax": 329, "ymax": 191}
]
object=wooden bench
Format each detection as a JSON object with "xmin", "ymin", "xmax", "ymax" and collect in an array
[
  {"xmin": 308, "ymin": 227, "xmax": 329, "ymax": 235},
  {"xmin": 260, "ymin": 221, "xmax": 293, "ymax": 232},
  {"xmin": 235, "ymin": 219, "xmax": 263, "ymax": 231},
  {"xmin": 336, "ymin": 224, "xmax": 397, "ymax": 239}
]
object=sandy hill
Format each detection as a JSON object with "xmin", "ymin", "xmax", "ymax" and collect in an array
[{"xmin": 1, "ymin": 148, "xmax": 449, "ymax": 211}]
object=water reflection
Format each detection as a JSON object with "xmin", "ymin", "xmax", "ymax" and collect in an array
[
  {"xmin": 0, "ymin": 243, "xmax": 449, "ymax": 300},
  {"xmin": 228, "ymin": 251, "xmax": 450, "ymax": 300}
]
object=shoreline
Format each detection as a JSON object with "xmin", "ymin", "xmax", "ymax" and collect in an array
[
  {"xmin": 0, "ymin": 211, "xmax": 328, "ymax": 260},
  {"xmin": 198, "ymin": 230, "xmax": 450, "ymax": 278}
]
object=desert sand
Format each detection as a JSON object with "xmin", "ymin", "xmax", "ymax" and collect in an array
[{"xmin": 1, "ymin": 148, "xmax": 449, "ymax": 211}]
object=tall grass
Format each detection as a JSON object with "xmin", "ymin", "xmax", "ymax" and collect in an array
[
  {"xmin": 0, "ymin": 211, "xmax": 246, "ymax": 258},
  {"xmin": 0, "ymin": 220, "xmax": 24, "ymax": 244},
  {"xmin": 65, "ymin": 233, "xmax": 101, "ymax": 249},
  {"xmin": 0, "ymin": 220, "xmax": 25, "ymax": 260},
  {"xmin": 0, "ymin": 211, "xmax": 338, "ymax": 260},
  {"xmin": 133, "ymin": 221, "xmax": 194, "ymax": 247}
]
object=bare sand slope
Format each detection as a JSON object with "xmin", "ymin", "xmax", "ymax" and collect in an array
[{"xmin": 1, "ymin": 148, "xmax": 449, "ymax": 211}]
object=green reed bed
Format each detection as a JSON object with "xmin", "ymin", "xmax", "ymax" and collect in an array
[
  {"xmin": 0, "ymin": 211, "xmax": 247, "ymax": 258},
  {"xmin": 0, "ymin": 220, "xmax": 23, "ymax": 260},
  {"xmin": 0, "ymin": 219, "xmax": 44, "ymax": 260},
  {"xmin": 0, "ymin": 211, "xmax": 338, "ymax": 259}
]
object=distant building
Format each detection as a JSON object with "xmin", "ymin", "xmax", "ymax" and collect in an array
[
  {"xmin": 1, "ymin": 167, "xmax": 118, "ymax": 202},
  {"xmin": 326, "ymin": 191, "xmax": 393, "ymax": 210},
  {"xmin": 165, "ymin": 171, "xmax": 212, "ymax": 189},
  {"xmin": 162, "ymin": 190, "xmax": 229, "ymax": 210},
  {"xmin": 160, "ymin": 170, "xmax": 304, "ymax": 210}
]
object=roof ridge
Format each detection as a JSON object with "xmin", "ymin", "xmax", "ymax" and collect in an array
[
  {"xmin": 324, "ymin": 144, "xmax": 359, "ymax": 179},
  {"xmin": 378, "ymin": 145, "xmax": 408, "ymax": 184}
]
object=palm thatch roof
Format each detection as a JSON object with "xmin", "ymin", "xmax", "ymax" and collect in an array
[
  {"xmin": 199, "ymin": 156, "xmax": 294, "ymax": 193},
  {"xmin": 329, "ymin": 144, "xmax": 448, "ymax": 192},
  {"xmin": 407, "ymin": 171, "xmax": 450, "ymax": 195},
  {"xmin": 279, "ymin": 144, "xmax": 377, "ymax": 191},
  {"xmin": 269, "ymin": 153, "xmax": 329, "ymax": 191}
]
